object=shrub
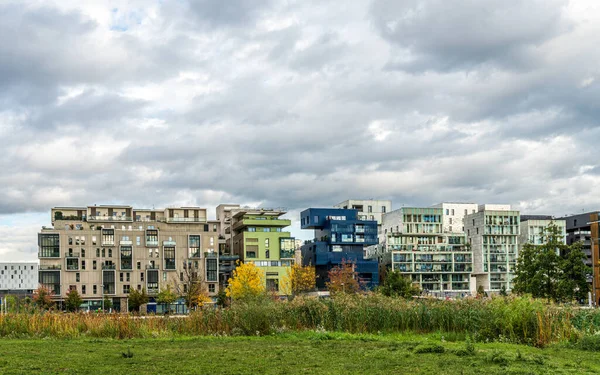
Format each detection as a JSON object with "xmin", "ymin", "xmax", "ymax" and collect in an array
[
  {"xmin": 576, "ymin": 334, "xmax": 600, "ymax": 352},
  {"xmin": 414, "ymin": 344, "xmax": 445, "ymax": 354}
]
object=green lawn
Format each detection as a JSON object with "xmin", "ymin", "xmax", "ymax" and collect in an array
[{"xmin": 0, "ymin": 333, "xmax": 598, "ymax": 374}]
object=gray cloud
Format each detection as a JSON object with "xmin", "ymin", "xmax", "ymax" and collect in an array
[{"xmin": 0, "ymin": 0, "xmax": 599, "ymax": 259}]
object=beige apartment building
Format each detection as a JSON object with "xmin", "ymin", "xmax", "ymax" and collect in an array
[{"xmin": 38, "ymin": 205, "xmax": 221, "ymax": 312}]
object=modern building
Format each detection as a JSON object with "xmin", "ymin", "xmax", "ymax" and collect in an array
[
  {"xmin": 465, "ymin": 205, "xmax": 520, "ymax": 292},
  {"xmin": 38, "ymin": 205, "xmax": 221, "ymax": 312},
  {"xmin": 221, "ymin": 206, "xmax": 295, "ymax": 294},
  {"xmin": 561, "ymin": 212, "xmax": 600, "ymax": 304},
  {"xmin": 334, "ymin": 199, "xmax": 392, "ymax": 228},
  {"xmin": 432, "ymin": 202, "xmax": 479, "ymax": 234},
  {"xmin": 381, "ymin": 207, "xmax": 472, "ymax": 295},
  {"xmin": 300, "ymin": 208, "xmax": 379, "ymax": 289},
  {"xmin": 0, "ymin": 262, "xmax": 38, "ymax": 296},
  {"xmin": 518, "ymin": 216, "xmax": 566, "ymax": 251}
]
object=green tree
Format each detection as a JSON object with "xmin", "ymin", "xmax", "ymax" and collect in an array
[
  {"xmin": 513, "ymin": 222, "xmax": 590, "ymax": 303},
  {"xmin": 379, "ymin": 270, "xmax": 420, "ymax": 298},
  {"xmin": 157, "ymin": 284, "xmax": 178, "ymax": 312},
  {"xmin": 65, "ymin": 289, "xmax": 83, "ymax": 312},
  {"xmin": 128, "ymin": 288, "xmax": 149, "ymax": 313},
  {"xmin": 103, "ymin": 296, "xmax": 113, "ymax": 312},
  {"xmin": 557, "ymin": 241, "xmax": 590, "ymax": 303}
]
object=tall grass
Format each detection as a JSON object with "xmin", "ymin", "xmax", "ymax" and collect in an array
[{"xmin": 0, "ymin": 294, "xmax": 595, "ymax": 346}]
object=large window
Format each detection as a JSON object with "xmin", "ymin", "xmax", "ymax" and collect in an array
[
  {"xmin": 102, "ymin": 229, "xmax": 115, "ymax": 246},
  {"xmin": 164, "ymin": 247, "xmax": 176, "ymax": 270},
  {"xmin": 206, "ymin": 258, "xmax": 217, "ymax": 282},
  {"xmin": 39, "ymin": 234, "xmax": 60, "ymax": 258},
  {"xmin": 39, "ymin": 271, "xmax": 60, "ymax": 294},
  {"xmin": 146, "ymin": 229, "xmax": 159, "ymax": 246},
  {"xmin": 245, "ymin": 245, "xmax": 258, "ymax": 258},
  {"xmin": 189, "ymin": 235, "xmax": 201, "ymax": 258},
  {"xmin": 103, "ymin": 270, "xmax": 115, "ymax": 294},
  {"xmin": 147, "ymin": 270, "xmax": 159, "ymax": 293},
  {"xmin": 280, "ymin": 238, "xmax": 295, "ymax": 259},
  {"xmin": 120, "ymin": 246, "xmax": 133, "ymax": 270}
]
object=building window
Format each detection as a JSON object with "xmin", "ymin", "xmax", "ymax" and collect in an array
[
  {"xmin": 245, "ymin": 245, "xmax": 258, "ymax": 258},
  {"xmin": 120, "ymin": 273, "xmax": 124, "ymax": 282},
  {"xmin": 449, "ymin": 226, "xmax": 452, "ymax": 232},
  {"xmin": 93, "ymin": 285, "xmax": 97, "ymax": 295},
  {"xmin": 123, "ymin": 285, "xmax": 130, "ymax": 294},
  {"xmin": 189, "ymin": 235, "xmax": 201, "ymax": 258},
  {"xmin": 368, "ymin": 206, "xmax": 372, "ymax": 213},
  {"xmin": 136, "ymin": 236, "xmax": 141, "ymax": 246},
  {"xmin": 39, "ymin": 234, "xmax": 60, "ymax": 257},
  {"xmin": 266, "ymin": 279, "xmax": 279, "ymax": 292},
  {"xmin": 82, "ymin": 285, "xmax": 86, "ymax": 295},
  {"xmin": 449, "ymin": 218, "xmax": 453, "ymax": 224},
  {"xmin": 314, "ymin": 216, "xmax": 319, "ymax": 223},
  {"xmin": 263, "ymin": 228, "xmax": 271, "ymax": 232},
  {"xmin": 126, "ymin": 273, "xmax": 130, "ymax": 282},
  {"xmin": 164, "ymin": 247, "xmax": 176, "ymax": 270},
  {"xmin": 82, "ymin": 249, "xmax": 85, "ymax": 257},
  {"xmin": 382, "ymin": 206, "xmax": 386, "ymax": 213},
  {"xmin": 141, "ymin": 272, "xmax": 144, "ymax": 282},
  {"xmin": 108, "ymin": 249, "xmax": 112, "ymax": 258},
  {"xmin": 370, "ymin": 215, "xmax": 374, "ymax": 220},
  {"xmin": 208, "ymin": 284, "xmax": 215, "ymax": 293},
  {"xmin": 265, "ymin": 250, "xmax": 270, "ymax": 258},
  {"xmin": 76, "ymin": 273, "xmax": 80, "ymax": 282},
  {"xmin": 102, "ymin": 248, "xmax": 106, "ymax": 257},
  {"xmin": 206, "ymin": 258, "xmax": 217, "ymax": 282},
  {"xmin": 451, "ymin": 209, "xmax": 455, "ymax": 215},
  {"xmin": 82, "ymin": 260, "xmax": 86, "ymax": 270},
  {"xmin": 476, "ymin": 228, "xmax": 479, "ymax": 234},
  {"xmin": 93, "ymin": 260, "xmax": 97, "ymax": 270}
]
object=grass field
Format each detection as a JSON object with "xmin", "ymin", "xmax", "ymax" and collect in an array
[{"xmin": 0, "ymin": 332, "xmax": 598, "ymax": 374}]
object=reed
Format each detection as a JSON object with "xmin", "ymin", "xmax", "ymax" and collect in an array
[{"xmin": 0, "ymin": 294, "xmax": 595, "ymax": 347}]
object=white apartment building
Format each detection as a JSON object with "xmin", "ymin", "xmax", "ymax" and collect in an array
[
  {"xmin": 334, "ymin": 199, "xmax": 392, "ymax": 225},
  {"xmin": 432, "ymin": 203, "xmax": 479, "ymax": 234},
  {"xmin": 518, "ymin": 216, "xmax": 566, "ymax": 251},
  {"xmin": 0, "ymin": 262, "xmax": 38, "ymax": 295},
  {"xmin": 465, "ymin": 206, "xmax": 519, "ymax": 292}
]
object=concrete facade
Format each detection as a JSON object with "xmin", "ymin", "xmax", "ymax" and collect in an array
[
  {"xmin": 0, "ymin": 262, "xmax": 38, "ymax": 295},
  {"xmin": 432, "ymin": 203, "xmax": 479, "ymax": 234},
  {"xmin": 465, "ymin": 207, "xmax": 520, "ymax": 292},
  {"xmin": 334, "ymin": 199, "xmax": 392, "ymax": 227},
  {"xmin": 39, "ymin": 205, "xmax": 220, "ymax": 311}
]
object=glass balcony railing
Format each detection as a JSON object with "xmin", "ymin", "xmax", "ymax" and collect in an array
[{"xmin": 88, "ymin": 216, "xmax": 132, "ymax": 222}]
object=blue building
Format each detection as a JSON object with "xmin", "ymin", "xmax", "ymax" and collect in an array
[{"xmin": 300, "ymin": 208, "xmax": 379, "ymax": 289}]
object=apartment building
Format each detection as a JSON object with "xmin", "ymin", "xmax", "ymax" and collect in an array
[
  {"xmin": 465, "ymin": 205, "xmax": 519, "ymax": 292},
  {"xmin": 0, "ymin": 262, "xmax": 38, "ymax": 296},
  {"xmin": 38, "ymin": 205, "xmax": 220, "ymax": 312},
  {"xmin": 381, "ymin": 207, "xmax": 472, "ymax": 295},
  {"xmin": 518, "ymin": 216, "xmax": 566, "ymax": 250},
  {"xmin": 432, "ymin": 202, "xmax": 479, "ymax": 234},
  {"xmin": 334, "ymin": 199, "xmax": 392, "ymax": 228},
  {"xmin": 300, "ymin": 208, "xmax": 379, "ymax": 289},
  {"xmin": 221, "ymin": 206, "xmax": 295, "ymax": 294},
  {"xmin": 561, "ymin": 212, "xmax": 600, "ymax": 304}
]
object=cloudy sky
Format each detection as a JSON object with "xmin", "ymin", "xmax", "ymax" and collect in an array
[{"xmin": 1, "ymin": 0, "xmax": 599, "ymax": 261}]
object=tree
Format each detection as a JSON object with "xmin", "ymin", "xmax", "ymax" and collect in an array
[
  {"xmin": 157, "ymin": 284, "xmax": 178, "ymax": 312},
  {"xmin": 128, "ymin": 288, "xmax": 149, "ymax": 313},
  {"xmin": 513, "ymin": 222, "xmax": 590, "ymax": 303},
  {"xmin": 225, "ymin": 261, "xmax": 265, "ymax": 301},
  {"xmin": 65, "ymin": 289, "xmax": 83, "ymax": 312},
  {"xmin": 173, "ymin": 262, "xmax": 211, "ymax": 310},
  {"xmin": 103, "ymin": 296, "xmax": 113, "ymax": 312},
  {"xmin": 33, "ymin": 286, "xmax": 54, "ymax": 310},
  {"xmin": 216, "ymin": 289, "xmax": 228, "ymax": 308},
  {"xmin": 285, "ymin": 263, "xmax": 316, "ymax": 296},
  {"xmin": 557, "ymin": 241, "xmax": 589, "ymax": 303},
  {"xmin": 379, "ymin": 270, "xmax": 420, "ymax": 298},
  {"xmin": 327, "ymin": 260, "xmax": 361, "ymax": 295}
]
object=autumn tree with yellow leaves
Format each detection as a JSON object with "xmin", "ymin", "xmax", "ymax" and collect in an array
[
  {"xmin": 284, "ymin": 263, "xmax": 316, "ymax": 296},
  {"xmin": 327, "ymin": 260, "xmax": 361, "ymax": 295},
  {"xmin": 226, "ymin": 261, "xmax": 265, "ymax": 300}
]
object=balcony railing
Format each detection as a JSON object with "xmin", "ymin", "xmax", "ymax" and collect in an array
[
  {"xmin": 163, "ymin": 240, "xmax": 176, "ymax": 246},
  {"xmin": 146, "ymin": 240, "xmax": 159, "ymax": 246},
  {"xmin": 145, "ymin": 265, "xmax": 159, "ymax": 270},
  {"xmin": 65, "ymin": 252, "xmax": 80, "ymax": 258},
  {"xmin": 102, "ymin": 264, "xmax": 116, "ymax": 270},
  {"xmin": 39, "ymin": 265, "xmax": 61, "ymax": 270},
  {"xmin": 120, "ymin": 240, "xmax": 133, "ymax": 246},
  {"xmin": 88, "ymin": 216, "xmax": 133, "ymax": 222},
  {"xmin": 164, "ymin": 217, "xmax": 207, "ymax": 223},
  {"xmin": 204, "ymin": 251, "xmax": 217, "ymax": 258}
]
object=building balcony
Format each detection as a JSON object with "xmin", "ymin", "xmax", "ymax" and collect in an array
[
  {"xmin": 163, "ymin": 217, "xmax": 207, "ymax": 223},
  {"xmin": 204, "ymin": 251, "xmax": 217, "ymax": 258},
  {"xmin": 233, "ymin": 218, "xmax": 291, "ymax": 230},
  {"xmin": 88, "ymin": 216, "xmax": 133, "ymax": 222},
  {"xmin": 163, "ymin": 240, "xmax": 176, "ymax": 246},
  {"xmin": 145, "ymin": 265, "xmax": 159, "ymax": 270},
  {"xmin": 65, "ymin": 252, "xmax": 80, "ymax": 258},
  {"xmin": 146, "ymin": 240, "xmax": 159, "ymax": 247},
  {"xmin": 39, "ymin": 251, "xmax": 61, "ymax": 258},
  {"xmin": 102, "ymin": 264, "xmax": 116, "ymax": 270},
  {"xmin": 280, "ymin": 250, "xmax": 295, "ymax": 259},
  {"xmin": 101, "ymin": 241, "xmax": 115, "ymax": 247},
  {"xmin": 39, "ymin": 265, "xmax": 61, "ymax": 270},
  {"xmin": 120, "ymin": 240, "xmax": 133, "ymax": 246}
]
